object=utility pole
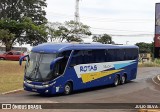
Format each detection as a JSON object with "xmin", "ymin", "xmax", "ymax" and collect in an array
[
  {"xmin": 75, "ymin": 0, "xmax": 80, "ymax": 23},
  {"xmin": 74, "ymin": 0, "xmax": 80, "ymax": 30}
]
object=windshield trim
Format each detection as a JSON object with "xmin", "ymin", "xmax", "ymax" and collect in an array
[
  {"xmin": 25, "ymin": 52, "xmax": 57, "ymax": 82},
  {"xmin": 25, "ymin": 50, "xmax": 73, "ymax": 82}
]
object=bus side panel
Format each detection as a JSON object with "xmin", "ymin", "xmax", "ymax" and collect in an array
[
  {"xmin": 56, "ymin": 60, "xmax": 138, "ymax": 93},
  {"xmin": 62, "ymin": 69, "xmax": 116, "ymax": 91},
  {"xmin": 124, "ymin": 61, "xmax": 138, "ymax": 81}
]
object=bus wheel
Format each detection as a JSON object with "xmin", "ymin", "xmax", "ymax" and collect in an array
[
  {"xmin": 64, "ymin": 82, "xmax": 72, "ymax": 95},
  {"xmin": 121, "ymin": 75, "xmax": 126, "ymax": 84},
  {"xmin": 113, "ymin": 75, "xmax": 120, "ymax": 86}
]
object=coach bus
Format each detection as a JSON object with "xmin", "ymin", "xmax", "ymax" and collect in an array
[{"xmin": 19, "ymin": 43, "xmax": 139, "ymax": 95}]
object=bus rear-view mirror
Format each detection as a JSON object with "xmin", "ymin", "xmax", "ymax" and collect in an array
[
  {"xmin": 50, "ymin": 57, "xmax": 64, "ymax": 71},
  {"xmin": 19, "ymin": 55, "xmax": 29, "ymax": 66}
]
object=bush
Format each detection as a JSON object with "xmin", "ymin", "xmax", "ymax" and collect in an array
[{"xmin": 139, "ymin": 59, "xmax": 160, "ymax": 67}]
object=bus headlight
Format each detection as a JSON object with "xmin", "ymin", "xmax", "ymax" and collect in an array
[
  {"xmin": 44, "ymin": 85, "xmax": 49, "ymax": 87},
  {"xmin": 44, "ymin": 81, "xmax": 56, "ymax": 88}
]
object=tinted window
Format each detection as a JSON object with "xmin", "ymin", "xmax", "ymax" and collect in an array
[
  {"xmin": 70, "ymin": 48, "xmax": 138, "ymax": 65},
  {"xmin": 116, "ymin": 49, "xmax": 125, "ymax": 61},
  {"xmin": 92, "ymin": 50, "xmax": 106, "ymax": 63},
  {"xmin": 70, "ymin": 50, "xmax": 106, "ymax": 65},
  {"xmin": 70, "ymin": 50, "xmax": 83, "ymax": 66},
  {"xmin": 125, "ymin": 48, "xmax": 138, "ymax": 60},
  {"xmin": 57, "ymin": 50, "xmax": 71, "ymax": 74},
  {"xmin": 83, "ymin": 50, "xmax": 93, "ymax": 64},
  {"xmin": 58, "ymin": 50, "xmax": 71, "ymax": 58},
  {"xmin": 106, "ymin": 49, "xmax": 116, "ymax": 62}
]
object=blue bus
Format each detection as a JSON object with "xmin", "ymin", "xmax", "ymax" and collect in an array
[{"xmin": 20, "ymin": 43, "xmax": 139, "ymax": 95}]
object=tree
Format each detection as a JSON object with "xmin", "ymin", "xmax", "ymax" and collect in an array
[
  {"xmin": 135, "ymin": 42, "xmax": 153, "ymax": 53},
  {"xmin": 23, "ymin": 0, "xmax": 47, "ymax": 25},
  {"xmin": 0, "ymin": 0, "xmax": 47, "ymax": 25},
  {"xmin": 47, "ymin": 21, "xmax": 92, "ymax": 42},
  {"xmin": 64, "ymin": 20, "xmax": 91, "ymax": 42},
  {"xmin": 22, "ymin": 17, "xmax": 48, "ymax": 46},
  {"xmin": 0, "ymin": 0, "xmax": 47, "ymax": 51},
  {"xmin": 0, "ymin": 18, "xmax": 47, "ymax": 51},
  {"xmin": 47, "ymin": 22, "xmax": 66, "ymax": 42},
  {"xmin": 92, "ymin": 34, "xmax": 114, "ymax": 44},
  {"xmin": 0, "ymin": 29, "xmax": 15, "ymax": 51}
]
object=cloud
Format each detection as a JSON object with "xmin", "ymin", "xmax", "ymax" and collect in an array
[{"xmin": 46, "ymin": 0, "xmax": 160, "ymax": 44}]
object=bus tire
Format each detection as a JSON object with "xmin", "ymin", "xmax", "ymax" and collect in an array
[
  {"xmin": 121, "ymin": 74, "xmax": 126, "ymax": 84},
  {"xmin": 64, "ymin": 82, "xmax": 72, "ymax": 95},
  {"xmin": 113, "ymin": 75, "xmax": 120, "ymax": 87}
]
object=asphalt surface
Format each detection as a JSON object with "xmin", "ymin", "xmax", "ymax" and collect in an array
[{"xmin": 0, "ymin": 67, "xmax": 160, "ymax": 112}]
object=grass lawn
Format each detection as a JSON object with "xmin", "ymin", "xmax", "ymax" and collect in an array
[
  {"xmin": 0, "ymin": 61, "xmax": 25, "ymax": 94},
  {"xmin": 138, "ymin": 59, "xmax": 160, "ymax": 67}
]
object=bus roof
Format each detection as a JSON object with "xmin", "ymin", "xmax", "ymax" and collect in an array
[{"xmin": 31, "ymin": 43, "xmax": 138, "ymax": 53}]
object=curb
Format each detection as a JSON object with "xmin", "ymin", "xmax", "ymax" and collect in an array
[
  {"xmin": 1, "ymin": 88, "xmax": 23, "ymax": 95},
  {"xmin": 138, "ymin": 109, "xmax": 160, "ymax": 112}
]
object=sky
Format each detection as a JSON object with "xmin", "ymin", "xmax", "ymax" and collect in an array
[{"xmin": 46, "ymin": 0, "xmax": 160, "ymax": 45}]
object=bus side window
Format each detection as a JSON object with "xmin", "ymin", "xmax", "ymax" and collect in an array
[
  {"xmin": 70, "ymin": 50, "xmax": 83, "ymax": 66},
  {"xmin": 133, "ymin": 49, "xmax": 138, "ymax": 59},
  {"xmin": 83, "ymin": 50, "xmax": 93, "ymax": 64},
  {"xmin": 107, "ymin": 49, "xmax": 116, "ymax": 62},
  {"xmin": 125, "ymin": 49, "xmax": 138, "ymax": 60},
  {"xmin": 125, "ymin": 49, "xmax": 130, "ymax": 60},
  {"xmin": 91, "ymin": 50, "xmax": 105, "ymax": 63},
  {"xmin": 116, "ymin": 49, "xmax": 124, "ymax": 61},
  {"xmin": 132, "ymin": 49, "xmax": 138, "ymax": 59}
]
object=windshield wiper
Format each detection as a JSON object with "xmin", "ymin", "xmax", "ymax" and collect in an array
[
  {"xmin": 28, "ymin": 66, "xmax": 38, "ymax": 79},
  {"xmin": 35, "ymin": 67, "xmax": 44, "ymax": 82}
]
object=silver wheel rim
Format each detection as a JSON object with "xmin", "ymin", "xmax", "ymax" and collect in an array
[
  {"xmin": 65, "ymin": 85, "xmax": 70, "ymax": 94},
  {"xmin": 115, "ymin": 77, "xmax": 119, "ymax": 86},
  {"xmin": 122, "ymin": 76, "xmax": 125, "ymax": 84}
]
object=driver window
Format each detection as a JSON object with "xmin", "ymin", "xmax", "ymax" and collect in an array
[
  {"xmin": 54, "ymin": 62, "xmax": 60, "ymax": 76},
  {"xmin": 55, "ymin": 50, "xmax": 71, "ymax": 75}
]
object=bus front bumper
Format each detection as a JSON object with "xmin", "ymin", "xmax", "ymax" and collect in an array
[{"xmin": 23, "ymin": 81, "xmax": 62, "ymax": 94}]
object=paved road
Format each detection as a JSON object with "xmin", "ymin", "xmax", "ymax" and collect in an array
[{"xmin": 0, "ymin": 67, "xmax": 160, "ymax": 112}]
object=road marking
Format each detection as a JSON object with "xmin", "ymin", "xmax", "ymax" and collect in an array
[
  {"xmin": 1, "ymin": 88, "xmax": 23, "ymax": 95},
  {"xmin": 152, "ymin": 76, "xmax": 160, "ymax": 86}
]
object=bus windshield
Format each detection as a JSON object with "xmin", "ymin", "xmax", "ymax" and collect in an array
[{"xmin": 25, "ymin": 52, "xmax": 57, "ymax": 82}]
